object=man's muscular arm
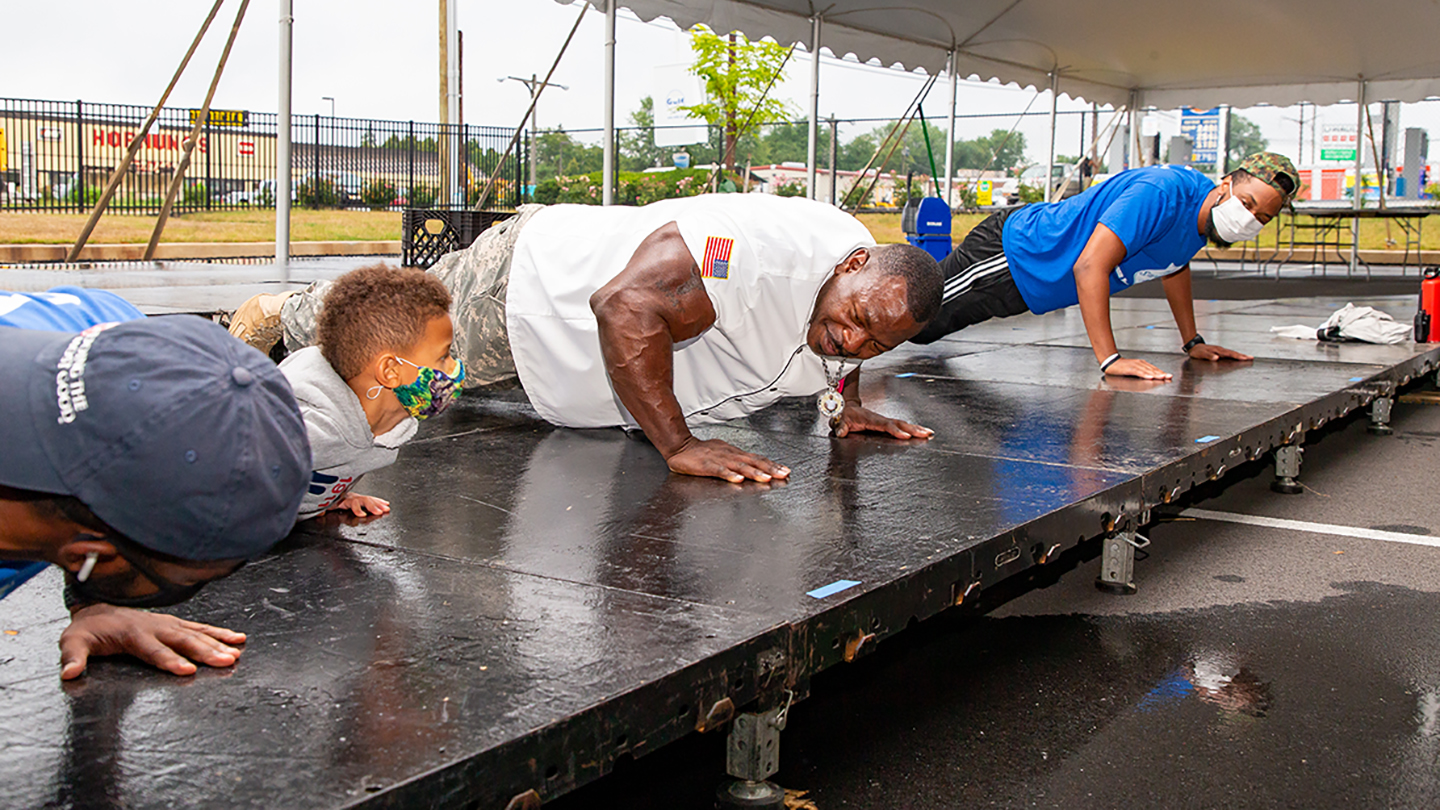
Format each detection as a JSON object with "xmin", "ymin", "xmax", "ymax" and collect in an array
[
  {"xmin": 589, "ymin": 222, "xmax": 789, "ymax": 483},
  {"xmin": 1074, "ymin": 224, "xmax": 1172, "ymax": 380},
  {"xmin": 1161, "ymin": 266, "xmax": 1253, "ymax": 363}
]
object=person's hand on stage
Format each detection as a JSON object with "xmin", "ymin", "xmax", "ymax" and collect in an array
[
  {"xmin": 666, "ymin": 437, "xmax": 791, "ymax": 484},
  {"xmin": 59, "ymin": 604, "xmax": 246, "ymax": 680},
  {"xmin": 1188, "ymin": 343, "xmax": 1253, "ymax": 362},
  {"xmin": 834, "ymin": 404, "xmax": 934, "ymax": 441},
  {"xmin": 332, "ymin": 492, "xmax": 391, "ymax": 518},
  {"xmin": 1105, "ymin": 357, "xmax": 1173, "ymax": 380}
]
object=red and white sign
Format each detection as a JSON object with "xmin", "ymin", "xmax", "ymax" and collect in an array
[{"xmin": 238, "ymin": 140, "xmax": 255, "ymax": 156}]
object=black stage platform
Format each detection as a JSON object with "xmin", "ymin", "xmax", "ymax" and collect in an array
[{"xmin": 2, "ymin": 295, "xmax": 1437, "ymax": 809}]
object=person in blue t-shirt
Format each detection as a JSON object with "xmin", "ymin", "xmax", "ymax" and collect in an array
[
  {"xmin": 912, "ymin": 153, "xmax": 1301, "ymax": 380},
  {"xmin": 0, "ymin": 288, "xmax": 311, "ymax": 680}
]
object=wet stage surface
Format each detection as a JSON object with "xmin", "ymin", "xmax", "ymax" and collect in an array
[{"xmin": 2, "ymin": 295, "xmax": 1438, "ymax": 808}]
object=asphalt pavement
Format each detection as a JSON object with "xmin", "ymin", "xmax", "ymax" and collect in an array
[{"xmin": 553, "ymin": 372, "xmax": 1440, "ymax": 809}]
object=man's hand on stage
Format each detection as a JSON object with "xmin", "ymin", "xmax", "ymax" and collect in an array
[
  {"xmin": 1188, "ymin": 343, "xmax": 1253, "ymax": 362},
  {"xmin": 834, "ymin": 404, "xmax": 934, "ymax": 441},
  {"xmin": 1104, "ymin": 357, "xmax": 1173, "ymax": 380},
  {"xmin": 59, "ymin": 603, "xmax": 245, "ymax": 680},
  {"xmin": 666, "ymin": 436, "xmax": 791, "ymax": 484}
]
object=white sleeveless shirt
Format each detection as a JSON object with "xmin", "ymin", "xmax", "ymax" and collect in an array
[{"xmin": 505, "ymin": 194, "xmax": 873, "ymax": 429}]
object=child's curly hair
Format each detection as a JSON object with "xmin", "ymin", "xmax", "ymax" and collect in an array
[{"xmin": 317, "ymin": 264, "xmax": 451, "ymax": 380}]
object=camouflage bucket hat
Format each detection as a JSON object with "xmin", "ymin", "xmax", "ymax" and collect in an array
[{"xmin": 1237, "ymin": 152, "xmax": 1301, "ymax": 206}]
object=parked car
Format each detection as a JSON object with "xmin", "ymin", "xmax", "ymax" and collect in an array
[{"xmin": 997, "ymin": 163, "xmax": 1080, "ymax": 205}]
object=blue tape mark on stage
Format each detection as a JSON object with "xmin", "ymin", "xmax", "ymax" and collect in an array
[
  {"xmin": 1196, "ymin": 435, "xmax": 1221, "ymax": 443},
  {"xmin": 1349, "ymin": 377, "xmax": 1364, "ymax": 382},
  {"xmin": 895, "ymin": 373, "xmax": 916, "ymax": 378},
  {"xmin": 807, "ymin": 580, "xmax": 860, "ymax": 599}
]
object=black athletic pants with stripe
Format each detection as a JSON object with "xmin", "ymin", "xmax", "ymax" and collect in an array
[{"xmin": 911, "ymin": 207, "xmax": 1031, "ymax": 345}]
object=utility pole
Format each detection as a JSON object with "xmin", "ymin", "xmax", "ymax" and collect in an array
[
  {"xmin": 501, "ymin": 74, "xmax": 568, "ymax": 196},
  {"xmin": 439, "ymin": 0, "xmax": 459, "ymax": 205},
  {"xmin": 439, "ymin": 0, "xmax": 449, "ymax": 206}
]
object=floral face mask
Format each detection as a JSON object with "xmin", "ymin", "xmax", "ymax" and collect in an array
[{"xmin": 391, "ymin": 356, "xmax": 465, "ymax": 419}]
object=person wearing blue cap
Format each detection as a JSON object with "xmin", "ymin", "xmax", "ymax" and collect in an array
[{"xmin": 0, "ymin": 288, "xmax": 312, "ymax": 679}]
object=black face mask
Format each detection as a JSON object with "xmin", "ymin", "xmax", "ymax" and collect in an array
[{"xmin": 67, "ymin": 542, "xmax": 232, "ymax": 609}]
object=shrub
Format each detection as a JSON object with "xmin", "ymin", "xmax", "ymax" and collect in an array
[
  {"xmin": 544, "ymin": 168, "xmax": 710, "ymax": 206},
  {"xmin": 467, "ymin": 178, "xmax": 512, "ymax": 208},
  {"xmin": 181, "ymin": 181, "xmax": 208, "ymax": 208},
  {"xmin": 64, "ymin": 184, "xmax": 102, "ymax": 208},
  {"xmin": 955, "ymin": 183, "xmax": 979, "ymax": 211},
  {"xmin": 534, "ymin": 178, "xmax": 561, "ymax": 205},
  {"xmin": 775, "ymin": 181, "xmax": 805, "ymax": 198},
  {"xmin": 298, "ymin": 176, "xmax": 341, "ymax": 208},
  {"xmin": 361, "ymin": 179, "xmax": 397, "ymax": 210},
  {"xmin": 1016, "ymin": 182, "xmax": 1045, "ymax": 204},
  {"xmin": 408, "ymin": 182, "xmax": 437, "ymax": 208}
]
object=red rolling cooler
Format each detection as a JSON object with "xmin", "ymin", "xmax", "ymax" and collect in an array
[{"xmin": 1417, "ymin": 267, "xmax": 1440, "ymax": 342}]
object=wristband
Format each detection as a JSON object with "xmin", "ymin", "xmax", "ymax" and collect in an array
[
  {"xmin": 1182, "ymin": 334, "xmax": 1206, "ymax": 353},
  {"xmin": 1099, "ymin": 353, "xmax": 1121, "ymax": 373}
]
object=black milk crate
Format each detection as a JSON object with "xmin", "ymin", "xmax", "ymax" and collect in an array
[{"xmin": 401, "ymin": 208, "xmax": 509, "ymax": 269}]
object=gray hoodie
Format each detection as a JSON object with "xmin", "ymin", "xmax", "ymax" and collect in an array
[{"xmin": 279, "ymin": 346, "xmax": 417, "ymax": 520}]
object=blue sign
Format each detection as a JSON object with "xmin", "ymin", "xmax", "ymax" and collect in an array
[{"xmin": 1179, "ymin": 107, "xmax": 1222, "ymax": 165}]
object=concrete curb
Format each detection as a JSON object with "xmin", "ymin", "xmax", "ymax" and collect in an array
[{"xmin": 0, "ymin": 241, "xmax": 401, "ymax": 263}]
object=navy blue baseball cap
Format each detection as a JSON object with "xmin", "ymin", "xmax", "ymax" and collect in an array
[{"xmin": 0, "ymin": 316, "xmax": 312, "ymax": 560}]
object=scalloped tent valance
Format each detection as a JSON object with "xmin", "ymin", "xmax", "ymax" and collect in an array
[{"xmin": 575, "ymin": 0, "xmax": 1440, "ymax": 108}]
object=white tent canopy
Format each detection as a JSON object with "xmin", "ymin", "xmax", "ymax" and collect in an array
[{"xmin": 584, "ymin": 0, "xmax": 1440, "ymax": 109}]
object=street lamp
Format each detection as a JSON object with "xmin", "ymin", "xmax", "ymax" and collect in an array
[
  {"xmin": 321, "ymin": 96, "xmax": 335, "ymax": 117},
  {"xmin": 499, "ymin": 74, "xmax": 567, "ymax": 194}
]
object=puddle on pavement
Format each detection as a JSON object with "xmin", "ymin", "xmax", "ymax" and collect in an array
[{"xmin": 557, "ymin": 581, "xmax": 1440, "ymax": 810}]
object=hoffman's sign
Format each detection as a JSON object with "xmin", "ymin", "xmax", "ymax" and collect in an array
[{"xmin": 189, "ymin": 109, "xmax": 248, "ymax": 128}]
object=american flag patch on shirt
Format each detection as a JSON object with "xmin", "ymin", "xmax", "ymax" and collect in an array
[{"xmin": 700, "ymin": 236, "xmax": 733, "ymax": 279}]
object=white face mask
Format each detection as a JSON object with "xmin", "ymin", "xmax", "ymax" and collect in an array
[{"xmin": 1210, "ymin": 191, "xmax": 1265, "ymax": 243}]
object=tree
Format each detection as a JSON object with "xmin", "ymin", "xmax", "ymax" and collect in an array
[
  {"xmin": 533, "ymin": 128, "xmax": 602, "ymax": 177},
  {"xmin": 838, "ymin": 123, "xmax": 1027, "ymax": 179},
  {"xmin": 682, "ymin": 26, "xmax": 796, "ymax": 171},
  {"xmin": 956, "ymin": 129, "xmax": 1028, "ymax": 173},
  {"xmin": 839, "ymin": 132, "xmax": 879, "ymax": 171},
  {"xmin": 748, "ymin": 121, "xmax": 834, "ymax": 168},
  {"xmin": 1227, "ymin": 112, "xmax": 1268, "ymax": 167},
  {"xmin": 618, "ymin": 97, "xmax": 672, "ymax": 171}
]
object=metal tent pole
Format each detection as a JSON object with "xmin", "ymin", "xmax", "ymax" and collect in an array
[
  {"xmin": 1129, "ymin": 91, "xmax": 1141, "ymax": 171},
  {"xmin": 1044, "ymin": 70, "xmax": 1057, "ymax": 202},
  {"xmin": 829, "ymin": 114, "xmax": 838, "ymax": 205},
  {"xmin": 1218, "ymin": 104, "xmax": 1231, "ymax": 179},
  {"xmin": 806, "ymin": 15, "xmax": 821, "ymax": 199},
  {"xmin": 1351, "ymin": 78, "xmax": 1366, "ymax": 276},
  {"xmin": 602, "ymin": 0, "xmax": 616, "ymax": 205},
  {"xmin": 276, "ymin": 0, "xmax": 292, "ymax": 279},
  {"xmin": 944, "ymin": 49, "xmax": 956, "ymax": 206}
]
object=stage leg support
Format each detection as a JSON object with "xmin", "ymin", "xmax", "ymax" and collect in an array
[
  {"xmin": 716, "ymin": 704, "xmax": 789, "ymax": 809},
  {"xmin": 1095, "ymin": 525, "xmax": 1145, "ymax": 596},
  {"xmin": 1271, "ymin": 443, "xmax": 1304, "ymax": 494},
  {"xmin": 1368, "ymin": 395, "xmax": 1394, "ymax": 435}
]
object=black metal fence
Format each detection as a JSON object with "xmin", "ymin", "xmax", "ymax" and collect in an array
[{"xmin": 0, "ymin": 97, "xmax": 525, "ymax": 214}]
